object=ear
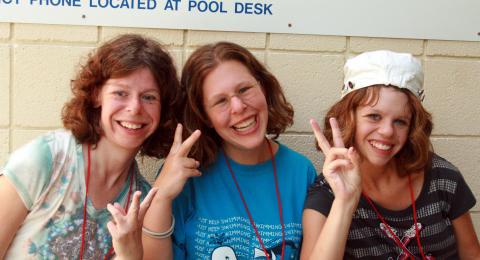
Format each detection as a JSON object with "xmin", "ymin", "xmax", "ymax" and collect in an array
[{"xmin": 93, "ymin": 87, "xmax": 102, "ymax": 108}]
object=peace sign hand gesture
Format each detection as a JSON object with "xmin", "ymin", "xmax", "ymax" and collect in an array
[
  {"xmin": 107, "ymin": 188, "xmax": 158, "ymax": 260},
  {"xmin": 153, "ymin": 124, "xmax": 201, "ymax": 201},
  {"xmin": 310, "ymin": 118, "xmax": 362, "ymax": 203}
]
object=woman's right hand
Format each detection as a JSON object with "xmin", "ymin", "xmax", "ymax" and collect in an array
[
  {"xmin": 310, "ymin": 118, "xmax": 361, "ymax": 203},
  {"xmin": 153, "ymin": 124, "xmax": 201, "ymax": 201}
]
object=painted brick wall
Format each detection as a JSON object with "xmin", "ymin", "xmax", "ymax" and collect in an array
[{"xmin": 0, "ymin": 23, "xmax": 479, "ymax": 234}]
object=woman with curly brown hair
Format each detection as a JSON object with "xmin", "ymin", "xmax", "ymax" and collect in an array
[
  {"xmin": 0, "ymin": 34, "xmax": 184, "ymax": 260},
  {"xmin": 301, "ymin": 50, "xmax": 479, "ymax": 259},
  {"xmin": 143, "ymin": 41, "xmax": 317, "ymax": 260}
]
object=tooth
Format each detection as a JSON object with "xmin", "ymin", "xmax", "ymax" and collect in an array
[{"xmin": 121, "ymin": 122, "xmax": 142, "ymax": 129}]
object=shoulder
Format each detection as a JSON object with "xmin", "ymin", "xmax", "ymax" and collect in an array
[
  {"xmin": 429, "ymin": 153, "xmax": 464, "ymax": 183},
  {"xmin": 276, "ymin": 142, "xmax": 315, "ymax": 167}
]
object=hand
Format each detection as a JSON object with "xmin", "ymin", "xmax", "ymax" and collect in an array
[
  {"xmin": 107, "ymin": 188, "xmax": 158, "ymax": 260},
  {"xmin": 310, "ymin": 118, "xmax": 361, "ymax": 203},
  {"xmin": 153, "ymin": 124, "xmax": 201, "ymax": 201}
]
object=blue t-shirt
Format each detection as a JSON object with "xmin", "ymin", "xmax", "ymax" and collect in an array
[{"xmin": 172, "ymin": 142, "xmax": 317, "ymax": 260}]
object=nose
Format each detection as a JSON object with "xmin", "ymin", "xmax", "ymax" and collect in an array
[
  {"xmin": 126, "ymin": 96, "xmax": 142, "ymax": 114},
  {"xmin": 378, "ymin": 121, "xmax": 394, "ymax": 137},
  {"xmin": 230, "ymin": 95, "xmax": 247, "ymax": 113}
]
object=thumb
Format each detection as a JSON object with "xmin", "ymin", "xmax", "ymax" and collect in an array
[{"xmin": 348, "ymin": 147, "xmax": 361, "ymax": 171}]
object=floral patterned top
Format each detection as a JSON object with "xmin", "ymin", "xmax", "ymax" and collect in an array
[{"xmin": 1, "ymin": 129, "xmax": 151, "ymax": 260}]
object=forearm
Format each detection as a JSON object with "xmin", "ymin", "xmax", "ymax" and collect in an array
[
  {"xmin": 142, "ymin": 194, "xmax": 174, "ymax": 260},
  {"xmin": 309, "ymin": 199, "xmax": 357, "ymax": 260}
]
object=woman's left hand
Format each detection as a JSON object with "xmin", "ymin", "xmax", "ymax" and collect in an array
[{"xmin": 107, "ymin": 188, "xmax": 158, "ymax": 260}]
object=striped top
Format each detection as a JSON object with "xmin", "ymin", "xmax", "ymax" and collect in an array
[{"xmin": 304, "ymin": 153, "xmax": 476, "ymax": 259}]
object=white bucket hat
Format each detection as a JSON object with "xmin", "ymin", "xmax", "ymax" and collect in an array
[{"xmin": 342, "ymin": 50, "xmax": 425, "ymax": 101}]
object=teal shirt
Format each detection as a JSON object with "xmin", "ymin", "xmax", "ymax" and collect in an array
[{"xmin": 1, "ymin": 129, "xmax": 151, "ymax": 259}]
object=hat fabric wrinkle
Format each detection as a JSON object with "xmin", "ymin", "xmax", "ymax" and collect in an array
[{"xmin": 342, "ymin": 50, "xmax": 424, "ymax": 101}]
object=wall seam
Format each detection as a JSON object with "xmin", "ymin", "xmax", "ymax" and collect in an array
[{"xmin": 8, "ymin": 23, "xmax": 14, "ymax": 153}]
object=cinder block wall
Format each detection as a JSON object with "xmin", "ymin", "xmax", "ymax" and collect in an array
[{"xmin": 1, "ymin": 23, "xmax": 479, "ymax": 234}]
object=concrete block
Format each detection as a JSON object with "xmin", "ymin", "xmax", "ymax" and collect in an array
[
  {"xmin": 102, "ymin": 27, "xmax": 184, "ymax": 46},
  {"xmin": 0, "ymin": 129, "xmax": 8, "ymax": 166},
  {"xmin": 267, "ymin": 52, "xmax": 344, "ymax": 132},
  {"xmin": 0, "ymin": 46, "xmax": 9, "ymax": 126},
  {"xmin": 11, "ymin": 129, "xmax": 49, "ymax": 151},
  {"xmin": 350, "ymin": 37, "xmax": 424, "ymax": 55},
  {"xmin": 13, "ymin": 45, "xmax": 92, "ymax": 127},
  {"xmin": 426, "ymin": 40, "xmax": 480, "ymax": 58},
  {"xmin": 15, "ymin": 24, "xmax": 97, "ymax": 43},
  {"xmin": 136, "ymin": 155, "xmax": 163, "ymax": 184},
  {"xmin": 270, "ymin": 34, "xmax": 346, "ymax": 52},
  {"xmin": 424, "ymin": 59, "xmax": 480, "ymax": 135},
  {"xmin": 188, "ymin": 30, "xmax": 266, "ymax": 48},
  {"xmin": 277, "ymin": 134, "xmax": 323, "ymax": 173},
  {"xmin": 0, "ymin": 23, "xmax": 10, "ymax": 40},
  {"xmin": 431, "ymin": 137, "xmax": 480, "ymax": 211}
]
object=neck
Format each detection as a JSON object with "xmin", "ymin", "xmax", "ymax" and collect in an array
[
  {"xmin": 361, "ymin": 160, "xmax": 399, "ymax": 193},
  {"xmin": 223, "ymin": 138, "xmax": 278, "ymax": 165},
  {"xmin": 85, "ymin": 139, "xmax": 137, "ymax": 189}
]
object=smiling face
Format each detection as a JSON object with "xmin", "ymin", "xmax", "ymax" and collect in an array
[
  {"xmin": 202, "ymin": 60, "xmax": 268, "ymax": 159},
  {"xmin": 96, "ymin": 67, "xmax": 161, "ymax": 153},
  {"xmin": 354, "ymin": 87, "xmax": 412, "ymax": 168}
]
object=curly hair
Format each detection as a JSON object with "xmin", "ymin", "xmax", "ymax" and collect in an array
[
  {"xmin": 323, "ymin": 85, "xmax": 433, "ymax": 175},
  {"xmin": 181, "ymin": 41, "xmax": 294, "ymax": 166},
  {"xmin": 62, "ymin": 34, "xmax": 181, "ymax": 158}
]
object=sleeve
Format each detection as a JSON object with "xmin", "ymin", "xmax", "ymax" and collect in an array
[
  {"xmin": 303, "ymin": 174, "xmax": 335, "ymax": 216},
  {"xmin": 447, "ymin": 169, "xmax": 476, "ymax": 220},
  {"xmin": 1, "ymin": 135, "xmax": 53, "ymax": 209},
  {"xmin": 167, "ymin": 172, "xmax": 195, "ymax": 260}
]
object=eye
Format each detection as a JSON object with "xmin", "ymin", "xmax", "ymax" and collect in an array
[
  {"xmin": 394, "ymin": 119, "xmax": 409, "ymax": 127},
  {"xmin": 142, "ymin": 94, "xmax": 159, "ymax": 102},
  {"xmin": 238, "ymin": 86, "xmax": 252, "ymax": 94},
  {"xmin": 213, "ymin": 97, "xmax": 228, "ymax": 107},
  {"xmin": 366, "ymin": 114, "xmax": 381, "ymax": 121},
  {"xmin": 113, "ymin": 90, "xmax": 127, "ymax": 97}
]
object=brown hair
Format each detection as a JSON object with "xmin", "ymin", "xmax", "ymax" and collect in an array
[
  {"xmin": 181, "ymin": 41, "xmax": 294, "ymax": 166},
  {"xmin": 323, "ymin": 85, "xmax": 433, "ymax": 174},
  {"xmin": 62, "ymin": 34, "xmax": 181, "ymax": 158}
]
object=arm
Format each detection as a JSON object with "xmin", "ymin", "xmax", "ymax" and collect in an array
[
  {"xmin": 300, "ymin": 119, "xmax": 361, "ymax": 260},
  {"xmin": 452, "ymin": 212, "xmax": 480, "ymax": 259},
  {"xmin": 0, "ymin": 175, "xmax": 28, "ymax": 259},
  {"xmin": 143, "ymin": 124, "xmax": 201, "ymax": 260}
]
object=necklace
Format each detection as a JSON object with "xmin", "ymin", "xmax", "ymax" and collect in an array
[
  {"xmin": 363, "ymin": 174, "xmax": 427, "ymax": 260},
  {"xmin": 223, "ymin": 139, "xmax": 285, "ymax": 260},
  {"xmin": 79, "ymin": 144, "xmax": 134, "ymax": 260}
]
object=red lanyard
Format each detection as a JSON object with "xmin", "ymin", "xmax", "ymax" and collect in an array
[
  {"xmin": 79, "ymin": 144, "xmax": 134, "ymax": 260},
  {"xmin": 363, "ymin": 174, "xmax": 427, "ymax": 260},
  {"xmin": 223, "ymin": 140, "xmax": 285, "ymax": 260}
]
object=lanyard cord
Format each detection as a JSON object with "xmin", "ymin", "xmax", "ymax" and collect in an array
[
  {"xmin": 80, "ymin": 144, "xmax": 134, "ymax": 260},
  {"xmin": 223, "ymin": 139, "xmax": 285, "ymax": 260},
  {"xmin": 363, "ymin": 174, "xmax": 426, "ymax": 260}
]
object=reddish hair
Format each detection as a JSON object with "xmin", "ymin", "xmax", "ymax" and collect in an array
[
  {"xmin": 62, "ymin": 34, "xmax": 181, "ymax": 158},
  {"xmin": 181, "ymin": 41, "xmax": 294, "ymax": 166},
  {"xmin": 323, "ymin": 85, "xmax": 433, "ymax": 174}
]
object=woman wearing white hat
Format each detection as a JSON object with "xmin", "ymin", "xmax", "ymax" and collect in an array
[{"xmin": 300, "ymin": 50, "xmax": 480, "ymax": 259}]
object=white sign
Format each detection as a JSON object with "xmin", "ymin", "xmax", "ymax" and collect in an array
[{"xmin": 1, "ymin": 0, "xmax": 479, "ymax": 41}]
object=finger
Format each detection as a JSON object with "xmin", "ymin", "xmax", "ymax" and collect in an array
[
  {"xmin": 310, "ymin": 119, "xmax": 331, "ymax": 153},
  {"xmin": 127, "ymin": 191, "xmax": 142, "ymax": 218},
  {"xmin": 107, "ymin": 203, "xmax": 126, "ymax": 224},
  {"xmin": 106, "ymin": 221, "xmax": 118, "ymax": 238},
  {"xmin": 138, "ymin": 188, "xmax": 158, "ymax": 221},
  {"xmin": 169, "ymin": 124, "xmax": 183, "ymax": 154},
  {"xmin": 177, "ymin": 129, "xmax": 201, "ymax": 157},
  {"xmin": 330, "ymin": 118, "xmax": 345, "ymax": 148},
  {"xmin": 182, "ymin": 158, "xmax": 200, "ymax": 169},
  {"xmin": 324, "ymin": 147, "xmax": 350, "ymax": 163},
  {"xmin": 113, "ymin": 202, "xmax": 126, "ymax": 215},
  {"xmin": 324, "ymin": 159, "xmax": 353, "ymax": 174}
]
